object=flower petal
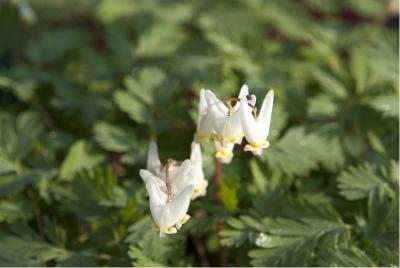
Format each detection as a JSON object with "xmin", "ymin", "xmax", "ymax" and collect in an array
[
  {"xmin": 257, "ymin": 90, "xmax": 274, "ymax": 139},
  {"xmin": 146, "ymin": 142, "xmax": 162, "ymax": 176},
  {"xmin": 169, "ymin": 159, "xmax": 192, "ymax": 195},
  {"xmin": 196, "ymin": 113, "xmax": 213, "ymax": 143},
  {"xmin": 199, "ymin": 88, "xmax": 208, "ymax": 116},
  {"xmin": 139, "ymin": 170, "xmax": 167, "ymax": 225},
  {"xmin": 190, "ymin": 142, "xmax": 205, "ymax": 185},
  {"xmin": 162, "ymin": 184, "xmax": 194, "ymax": 228},
  {"xmin": 233, "ymin": 84, "xmax": 249, "ymax": 111},
  {"xmin": 239, "ymin": 95, "xmax": 259, "ymax": 144}
]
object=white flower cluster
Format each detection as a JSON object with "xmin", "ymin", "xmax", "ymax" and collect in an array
[
  {"xmin": 139, "ymin": 142, "xmax": 207, "ymax": 237},
  {"xmin": 139, "ymin": 85, "xmax": 274, "ymax": 236},
  {"xmin": 196, "ymin": 84, "xmax": 274, "ymax": 163}
]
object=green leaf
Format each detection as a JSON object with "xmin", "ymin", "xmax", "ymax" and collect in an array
[
  {"xmin": 220, "ymin": 216, "xmax": 263, "ymax": 247},
  {"xmin": 43, "ymin": 217, "xmax": 67, "ymax": 248},
  {"xmin": 0, "ymin": 231, "xmax": 66, "ymax": 266},
  {"xmin": 133, "ymin": 23, "xmax": 185, "ymax": 58},
  {"xmin": 0, "ymin": 198, "xmax": 33, "ymax": 223},
  {"xmin": 0, "ymin": 111, "xmax": 43, "ymax": 162},
  {"xmin": 25, "ymin": 29, "xmax": 84, "ymax": 65},
  {"xmin": 356, "ymin": 189, "xmax": 399, "ymax": 251},
  {"xmin": 94, "ymin": 122, "xmax": 138, "ymax": 152},
  {"xmin": 350, "ymin": 47, "xmax": 368, "ymax": 93},
  {"xmin": 0, "ymin": 169, "xmax": 57, "ymax": 197},
  {"xmin": 126, "ymin": 219, "xmax": 188, "ymax": 267},
  {"xmin": 337, "ymin": 163, "xmax": 395, "ymax": 200},
  {"xmin": 114, "ymin": 90, "xmax": 147, "ymax": 124},
  {"xmin": 313, "ymin": 70, "xmax": 347, "ymax": 98},
  {"xmin": 56, "ymin": 251, "xmax": 99, "ymax": 267},
  {"xmin": 250, "ymin": 159, "xmax": 268, "ymax": 193},
  {"xmin": 248, "ymin": 203, "xmax": 349, "ymax": 266},
  {"xmin": 125, "ymin": 68, "xmax": 166, "ymax": 105},
  {"xmin": 316, "ymin": 245, "xmax": 377, "ymax": 267},
  {"xmin": 60, "ymin": 140, "xmax": 105, "ymax": 180},
  {"xmin": 263, "ymin": 127, "xmax": 343, "ymax": 175},
  {"xmin": 369, "ymin": 94, "xmax": 399, "ymax": 117}
]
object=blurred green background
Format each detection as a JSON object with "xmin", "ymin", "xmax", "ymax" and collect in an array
[{"xmin": 0, "ymin": 0, "xmax": 398, "ymax": 266}]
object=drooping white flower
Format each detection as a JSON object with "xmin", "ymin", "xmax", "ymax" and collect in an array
[
  {"xmin": 190, "ymin": 142, "xmax": 208, "ymax": 199},
  {"xmin": 214, "ymin": 141, "xmax": 235, "ymax": 164},
  {"xmin": 195, "ymin": 89, "xmax": 214, "ymax": 143},
  {"xmin": 239, "ymin": 89, "xmax": 274, "ymax": 155},
  {"xmin": 205, "ymin": 85, "xmax": 256, "ymax": 146},
  {"xmin": 204, "ymin": 87, "xmax": 243, "ymax": 146},
  {"xmin": 139, "ymin": 169, "xmax": 193, "ymax": 237}
]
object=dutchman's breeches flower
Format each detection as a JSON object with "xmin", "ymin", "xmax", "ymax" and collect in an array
[
  {"xmin": 140, "ymin": 141, "xmax": 208, "ymax": 236},
  {"xmin": 204, "ymin": 86, "xmax": 251, "ymax": 147},
  {"xmin": 214, "ymin": 141, "xmax": 234, "ymax": 164},
  {"xmin": 239, "ymin": 89, "xmax": 274, "ymax": 155},
  {"xmin": 195, "ymin": 85, "xmax": 257, "ymax": 163},
  {"xmin": 139, "ymin": 169, "xmax": 193, "ymax": 237}
]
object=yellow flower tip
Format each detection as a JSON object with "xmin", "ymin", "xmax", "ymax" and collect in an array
[
  {"xmin": 179, "ymin": 214, "xmax": 190, "ymax": 224},
  {"xmin": 228, "ymin": 136, "xmax": 237, "ymax": 143},
  {"xmin": 196, "ymin": 133, "xmax": 209, "ymax": 143},
  {"xmin": 262, "ymin": 140, "xmax": 270, "ymax": 148},
  {"xmin": 250, "ymin": 143, "xmax": 259, "ymax": 149},
  {"xmin": 164, "ymin": 226, "xmax": 177, "ymax": 234},
  {"xmin": 193, "ymin": 187, "xmax": 200, "ymax": 194},
  {"xmin": 215, "ymin": 149, "xmax": 230, "ymax": 158}
]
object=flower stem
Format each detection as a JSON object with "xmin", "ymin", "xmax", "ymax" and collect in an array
[
  {"xmin": 213, "ymin": 157, "xmax": 222, "ymax": 202},
  {"xmin": 213, "ymin": 157, "xmax": 227, "ymax": 266}
]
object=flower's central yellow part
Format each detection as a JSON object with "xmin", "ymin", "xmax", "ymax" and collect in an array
[
  {"xmin": 228, "ymin": 136, "xmax": 237, "ymax": 143},
  {"xmin": 192, "ymin": 180, "xmax": 208, "ymax": 198},
  {"xmin": 164, "ymin": 227, "xmax": 175, "ymax": 233},
  {"xmin": 215, "ymin": 149, "xmax": 230, "ymax": 158},
  {"xmin": 250, "ymin": 143, "xmax": 259, "ymax": 149},
  {"xmin": 212, "ymin": 133, "xmax": 243, "ymax": 144},
  {"xmin": 250, "ymin": 140, "xmax": 270, "ymax": 150}
]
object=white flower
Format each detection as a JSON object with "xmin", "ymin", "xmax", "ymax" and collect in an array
[
  {"xmin": 190, "ymin": 142, "xmax": 208, "ymax": 199},
  {"xmin": 204, "ymin": 85, "xmax": 256, "ymax": 146},
  {"xmin": 195, "ymin": 89, "xmax": 214, "ymax": 143},
  {"xmin": 239, "ymin": 89, "xmax": 274, "ymax": 155},
  {"xmin": 146, "ymin": 142, "xmax": 192, "ymax": 196},
  {"xmin": 204, "ymin": 87, "xmax": 243, "ymax": 146},
  {"xmin": 214, "ymin": 141, "xmax": 234, "ymax": 164},
  {"xmin": 139, "ymin": 169, "xmax": 193, "ymax": 237}
]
